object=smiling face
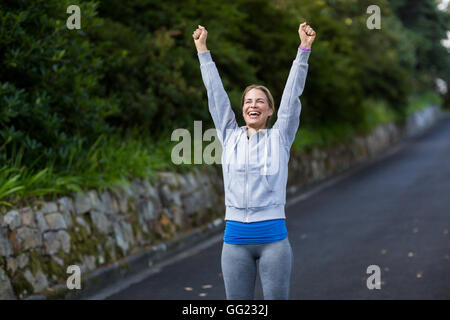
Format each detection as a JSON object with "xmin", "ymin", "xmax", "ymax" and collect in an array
[{"xmin": 242, "ymin": 88, "xmax": 274, "ymax": 130}]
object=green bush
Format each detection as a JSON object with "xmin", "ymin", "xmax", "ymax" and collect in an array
[{"xmin": 0, "ymin": 0, "xmax": 119, "ymax": 169}]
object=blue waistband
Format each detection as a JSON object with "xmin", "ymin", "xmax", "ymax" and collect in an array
[{"xmin": 224, "ymin": 219, "xmax": 288, "ymax": 244}]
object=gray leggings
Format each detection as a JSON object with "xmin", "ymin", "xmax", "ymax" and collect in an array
[{"xmin": 221, "ymin": 237, "xmax": 293, "ymax": 300}]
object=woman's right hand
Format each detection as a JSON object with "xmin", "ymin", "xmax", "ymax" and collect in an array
[{"xmin": 193, "ymin": 25, "xmax": 208, "ymax": 53}]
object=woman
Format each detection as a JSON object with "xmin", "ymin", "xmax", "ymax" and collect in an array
[{"xmin": 193, "ymin": 22, "xmax": 316, "ymax": 300}]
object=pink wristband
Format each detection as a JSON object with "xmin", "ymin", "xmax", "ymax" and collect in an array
[{"xmin": 299, "ymin": 45, "xmax": 311, "ymax": 51}]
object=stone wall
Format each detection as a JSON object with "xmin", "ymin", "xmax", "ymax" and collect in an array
[
  {"xmin": 0, "ymin": 166, "xmax": 224, "ymax": 299},
  {"xmin": 0, "ymin": 105, "xmax": 443, "ymax": 299}
]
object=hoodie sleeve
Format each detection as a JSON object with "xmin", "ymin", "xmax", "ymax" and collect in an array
[
  {"xmin": 198, "ymin": 50, "xmax": 239, "ymax": 146},
  {"xmin": 273, "ymin": 48, "xmax": 310, "ymax": 148}
]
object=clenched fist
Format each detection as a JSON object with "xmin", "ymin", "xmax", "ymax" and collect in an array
[
  {"xmin": 299, "ymin": 22, "xmax": 316, "ymax": 49},
  {"xmin": 193, "ymin": 25, "xmax": 208, "ymax": 53}
]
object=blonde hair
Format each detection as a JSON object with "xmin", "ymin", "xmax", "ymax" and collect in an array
[{"xmin": 241, "ymin": 84, "xmax": 275, "ymax": 128}]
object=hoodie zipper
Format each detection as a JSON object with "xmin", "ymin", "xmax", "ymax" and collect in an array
[{"xmin": 245, "ymin": 132, "xmax": 249, "ymax": 223}]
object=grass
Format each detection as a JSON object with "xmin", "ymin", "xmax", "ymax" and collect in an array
[
  {"xmin": 405, "ymin": 91, "xmax": 443, "ymax": 116},
  {"xmin": 292, "ymin": 97, "xmax": 398, "ymax": 152},
  {"xmin": 0, "ymin": 129, "xmax": 174, "ymax": 211},
  {"xmin": 292, "ymin": 122, "xmax": 357, "ymax": 152},
  {"xmin": 291, "ymin": 90, "xmax": 443, "ymax": 153}
]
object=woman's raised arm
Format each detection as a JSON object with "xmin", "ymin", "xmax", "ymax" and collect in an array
[
  {"xmin": 273, "ymin": 22, "xmax": 316, "ymax": 148},
  {"xmin": 193, "ymin": 25, "xmax": 238, "ymax": 146}
]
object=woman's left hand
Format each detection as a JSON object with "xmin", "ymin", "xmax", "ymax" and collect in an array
[{"xmin": 298, "ymin": 22, "xmax": 316, "ymax": 49}]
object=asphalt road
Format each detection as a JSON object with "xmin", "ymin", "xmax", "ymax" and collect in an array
[{"xmin": 106, "ymin": 114, "xmax": 450, "ymax": 300}]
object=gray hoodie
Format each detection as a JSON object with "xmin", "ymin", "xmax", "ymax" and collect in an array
[{"xmin": 198, "ymin": 48, "xmax": 310, "ymax": 222}]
